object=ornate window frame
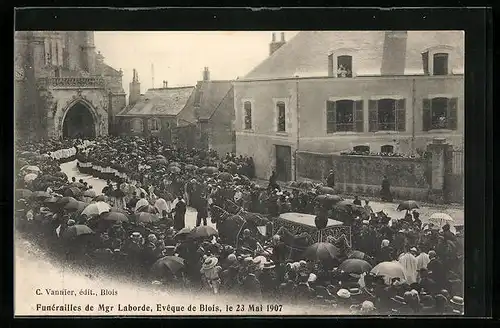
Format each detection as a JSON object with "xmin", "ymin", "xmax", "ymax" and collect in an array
[{"xmin": 328, "ymin": 48, "xmax": 359, "ymax": 78}]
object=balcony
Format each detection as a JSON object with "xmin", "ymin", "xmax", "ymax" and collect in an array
[{"xmin": 37, "ymin": 77, "xmax": 106, "ymax": 90}]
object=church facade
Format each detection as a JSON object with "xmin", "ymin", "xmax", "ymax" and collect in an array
[{"xmin": 14, "ymin": 31, "xmax": 126, "ymax": 141}]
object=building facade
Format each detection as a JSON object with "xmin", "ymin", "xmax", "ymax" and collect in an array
[
  {"xmin": 234, "ymin": 31, "xmax": 464, "ymax": 181},
  {"xmin": 14, "ymin": 31, "xmax": 126, "ymax": 141}
]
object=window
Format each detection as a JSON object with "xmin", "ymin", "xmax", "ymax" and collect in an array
[
  {"xmin": 326, "ymin": 99, "xmax": 363, "ymax": 133},
  {"xmin": 276, "ymin": 102, "xmax": 286, "ymax": 132},
  {"xmin": 243, "ymin": 101, "xmax": 252, "ymax": 130},
  {"xmin": 433, "ymin": 53, "xmax": 449, "ymax": 75},
  {"xmin": 369, "ymin": 98, "xmax": 406, "ymax": 132},
  {"xmin": 337, "ymin": 55, "xmax": 353, "ymax": 78},
  {"xmin": 132, "ymin": 118, "xmax": 144, "ymax": 133},
  {"xmin": 353, "ymin": 145, "xmax": 370, "ymax": 153},
  {"xmin": 149, "ymin": 118, "xmax": 161, "ymax": 132},
  {"xmin": 422, "ymin": 97, "xmax": 458, "ymax": 131},
  {"xmin": 381, "ymin": 145, "xmax": 394, "ymax": 153}
]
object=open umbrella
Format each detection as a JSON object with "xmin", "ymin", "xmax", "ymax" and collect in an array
[
  {"xmin": 174, "ymin": 227, "xmax": 193, "ymax": 239},
  {"xmin": 100, "ymin": 211, "xmax": 129, "ymax": 223},
  {"xmin": 31, "ymin": 191, "xmax": 52, "ymax": 200},
  {"xmin": 62, "ymin": 224, "xmax": 94, "ymax": 239},
  {"xmin": 218, "ymin": 172, "xmax": 233, "ymax": 182},
  {"xmin": 397, "ymin": 200, "xmax": 419, "ymax": 211},
  {"xmin": 93, "ymin": 195, "xmax": 106, "ymax": 202},
  {"xmin": 151, "ymin": 256, "xmax": 185, "ymax": 275},
  {"xmin": 64, "ymin": 200, "xmax": 88, "ymax": 212},
  {"xmin": 429, "ymin": 212, "xmax": 454, "ymax": 224},
  {"xmin": 24, "ymin": 173, "xmax": 38, "ymax": 183},
  {"xmin": 168, "ymin": 166, "xmax": 181, "ymax": 174},
  {"xmin": 189, "ymin": 226, "xmax": 218, "ymax": 239},
  {"xmin": 64, "ymin": 187, "xmax": 82, "ymax": 198},
  {"xmin": 16, "ymin": 189, "xmax": 33, "ymax": 199},
  {"xmin": 302, "ymin": 242, "xmax": 341, "ymax": 263},
  {"xmin": 370, "ymin": 261, "xmax": 406, "ymax": 285},
  {"xmin": 21, "ymin": 165, "xmax": 41, "ymax": 174},
  {"xmin": 83, "ymin": 189, "xmax": 97, "ymax": 198},
  {"xmin": 317, "ymin": 186, "xmax": 336, "ymax": 195},
  {"xmin": 135, "ymin": 212, "xmax": 161, "ymax": 223},
  {"xmin": 44, "ymin": 196, "xmax": 60, "ymax": 204},
  {"xmin": 204, "ymin": 166, "xmax": 219, "ymax": 175},
  {"xmin": 57, "ymin": 196, "xmax": 77, "ymax": 205},
  {"xmin": 136, "ymin": 204, "xmax": 159, "ymax": 214},
  {"xmin": 316, "ymin": 194, "xmax": 343, "ymax": 206},
  {"xmin": 338, "ymin": 259, "xmax": 373, "ymax": 275},
  {"xmin": 156, "ymin": 154, "xmax": 166, "ymax": 160},
  {"xmin": 81, "ymin": 201, "xmax": 111, "ymax": 217},
  {"xmin": 185, "ymin": 164, "xmax": 198, "ymax": 171}
]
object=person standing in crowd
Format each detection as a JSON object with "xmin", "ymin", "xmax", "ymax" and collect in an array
[
  {"xmin": 364, "ymin": 200, "xmax": 374, "ymax": 215},
  {"xmin": 427, "ymin": 250, "xmax": 447, "ymax": 290},
  {"xmin": 173, "ymin": 195, "xmax": 187, "ymax": 230},
  {"xmin": 135, "ymin": 193, "xmax": 149, "ymax": 212},
  {"xmin": 376, "ymin": 239, "xmax": 393, "ymax": 263},
  {"xmin": 268, "ymin": 170, "xmax": 279, "ymax": 191},
  {"xmin": 326, "ymin": 169, "xmax": 335, "ymax": 188},
  {"xmin": 399, "ymin": 246, "xmax": 418, "ymax": 284},
  {"xmin": 353, "ymin": 195, "xmax": 362, "ymax": 206},
  {"xmin": 195, "ymin": 193, "xmax": 209, "ymax": 227},
  {"xmin": 381, "ymin": 176, "xmax": 393, "ymax": 202}
]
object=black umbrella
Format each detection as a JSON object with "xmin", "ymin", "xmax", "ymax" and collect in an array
[
  {"xmin": 302, "ymin": 242, "xmax": 341, "ymax": 264},
  {"xmin": 62, "ymin": 224, "xmax": 94, "ymax": 239},
  {"xmin": 64, "ymin": 187, "xmax": 82, "ymax": 198},
  {"xmin": 151, "ymin": 256, "xmax": 185, "ymax": 275},
  {"xmin": 189, "ymin": 226, "xmax": 218, "ymax": 239},
  {"xmin": 397, "ymin": 200, "xmax": 419, "ymax": 211}
]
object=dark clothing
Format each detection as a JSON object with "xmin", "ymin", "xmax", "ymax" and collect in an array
[
  {"xmin": 242, "ymin": 274, "xmax": 262, "ymax": 299},
  {"xmin": 174, "ymin": 200, "xmax": 187, "ymax": 230},
  {"xmin": 195, "ymin": 198, "xmax": 208, "ymax": 226},
  {"xmin": 377, "ymin": 246, "xmax": 394, "ymax": 263},
  {"xmin": 381, "ymin": 178, "xmax": 393, "ymax": 202},
  {"xmin": 271, "ymin": 241, "xmax": 288, "ymax": 264},
  {"xmin": 353, "ymin": 198, "xmax": 362, "ymax": 206},
  {"xmin": 259, "ymin": 270, "xmax": 279, "ymax": 300},
  {"xmin": 326, "ymin": 173, "xmax": 335, "ymax": 188},
  {"xmin": 427, "ymin": 258, "xmax": 446, "ymax": 287},
  {"xmin": 127, "ymin": 197, "xmax": 139, "ymax": 210},
  {"xmin": 419, "ymin": 277, "xmax": 438, "ymax": 294}
]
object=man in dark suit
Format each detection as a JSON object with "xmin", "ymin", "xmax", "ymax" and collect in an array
[
  {"xmin": 174, "ymin": 195, "xmax": 187, "ymax": 230},
  {"xmin": 427, "ymin": 250, "xmax": 447, "ymax": 290},
  {"xmin": 326, "ymin": 170, "xmax": 335, "ymax": 188}
]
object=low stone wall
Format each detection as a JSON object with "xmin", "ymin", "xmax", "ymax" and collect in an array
[{"xmin": 296, "ymin": 151, "xmax": 432, "ymax": 201}]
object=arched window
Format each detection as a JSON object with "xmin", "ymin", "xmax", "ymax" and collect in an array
[
  {"xmin": 243, "ymin": 101, "xmax": 252, "ymax": 130},
  {"xmin": 381, "ymin": 145, "xmax": 394, "ymax": 153},
  {"xmin": 132, "ymin": 118, "xmax": 144, "ymax": 133},
  {"xmin": 276, "ymin": 101, "xmax": 286, "ymax": 132},
  {"xmin": 149, "ymin": 118, "xmax": 161, "ymax": 132},
  {"xmin": 421, "ymin": 45, "xmax": 455, "ymax": 76}
]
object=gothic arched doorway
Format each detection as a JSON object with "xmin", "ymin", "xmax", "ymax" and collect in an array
[{"xmin": 62, "ymin": 102, "xmax": 96, "ymax": 139}]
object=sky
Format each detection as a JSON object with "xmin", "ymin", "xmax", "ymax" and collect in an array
[{"xmin": 94, "ymin": 31, "xmax": 299, "ymax": 100}]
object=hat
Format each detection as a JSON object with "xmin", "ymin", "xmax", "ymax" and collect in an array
[
  {"xmin": 67, "ymin": 219, "xmax": 76, "ymax": 226},
  {"xmin": 253, "ymin": 256, "xmax": 266, "ymax": 268},
  {"xmin": 262, "ymin": 261, "xmax": 276, "ymax": 269},
  {"xmin": 361, "ymin": 300, "xmax": 375, "ymax": 312},
  {"xmin": 410, "ymin": 247, "xmax": 418, "ymax": 253},
  {"xmin": 450, "ymin": 296, "xmax": 464, "ymax": 306},
  {"xmin": 362, "ymin": 220, "xmax": 369, "ymax": 224},
  {"xmin": 308, "ymin": 273, "xmax": 317, "ymax": 283},
  {"xmin": 202, "ymin": 257, "xmax": 218, "ymax": 270},
  {"xmin": 349, "ymin": 287, "xmax": 362, "ymax": 296},
  {"xmin": 227, "ymin": 254, "xmax": 237, "ymax": 262},
  {"xmin": 131, "ymin": 232, "xmax": 142, "ymax": 238},
  {"xmin": 337, "ymin": 288, "xmax": 351, "ymax": 299},
  {"xmin": 243, "ymin": 257, "xmax": 254, "ymax": 264},
  {"xmin": 299, "ymin": 260, "xmax": 307, "ymax": 267}
]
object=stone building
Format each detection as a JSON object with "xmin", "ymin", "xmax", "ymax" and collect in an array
[
  {"xmin": 117, "ymin": 68, "xmax": 236, "ymax": 155},
  {"xmin": 14, "ymin": 31, "xmax": 126, "ymax": 141},
  {"xmin": 234, "ymin": 31, "xmax": 464, "ymax": 182}
]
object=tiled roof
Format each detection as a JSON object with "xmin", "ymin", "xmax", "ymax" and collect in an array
[
  {"xmin": 244, "ymin": 31, "xmax": 464, "ymax": 80},
  {"xmin": 177, "ymin": 80, "xmax": 233, "ymax": 123},
  {"xmin": 117, "ymin": 86, "xmax": 194, "ymax": 116}
]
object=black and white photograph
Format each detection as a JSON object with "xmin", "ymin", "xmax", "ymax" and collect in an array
[{"xmin": 14, "ymin": 26, "xmax": 467, "ymax": 316}]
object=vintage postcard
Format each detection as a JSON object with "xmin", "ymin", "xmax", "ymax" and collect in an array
[{"xmin": 14, "ymin": 29, "xmax": 465, "ymax": 316}]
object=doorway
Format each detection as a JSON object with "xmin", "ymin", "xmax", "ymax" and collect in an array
[
  {"xmin": 275, "ymin": 145, "xmax": 292, "ymax": 182},
  {"xmin": 62, "ymin": 102, "xmax": 96, "ymax": 139}
]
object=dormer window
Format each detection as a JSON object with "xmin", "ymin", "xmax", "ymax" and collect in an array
[
  {"xmin": 433, "ymin": 53, "xmax": 449, "ymax": 75},
  {"xmin": 337, "ymin": 55, "xmax": 353, "ymax": 78},
  {"xmin": 421, "ymin": 45, "xmax": 455, "ymax": 76}
]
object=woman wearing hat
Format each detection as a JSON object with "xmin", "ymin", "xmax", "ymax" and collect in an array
[
  {"xmin": 258, "ymin": 260, "xmax": 279, "ymax": 300},
  {"xmin": 200, "ymin": 256, "xmax": 222, "ymax": 294}
]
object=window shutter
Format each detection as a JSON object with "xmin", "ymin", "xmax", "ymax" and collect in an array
[
  {"xmin": 422, "ymin": 51, "xmax": 429, "ymax": 75},
  {"xmin": 354, "ymin": 100, "xmax": 364, "ymax": 132},
  {"xmin": 368, "ymin": 100, "xmax": 378, "ymax": 132},
  {"xmin": 447, "ymin": 97, "xmax": 458, "ymax": 130},
  {"xmin": 328, "ymin": 54, "xmax": 334, "ymax": 77},
  {"xmin": 396, "ymin": 99, "xmax": 406, "ymax": 132},
  {"xmin": 326, "ymin": 101, "xmax": 336, "ymax": 133},
  {"xmin": 422, "ymin": 98, "xmax": 431, "ymax": 131}
]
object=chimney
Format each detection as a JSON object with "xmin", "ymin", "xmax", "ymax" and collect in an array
[
  {"xmin": 269, "ymin": 32, "xmax": 286, "ymax": 56},
  {"xmin": 128, "ymin": 68, "xmax": 141, "ymax": 106},
  {"xmin": 164, "ymin": 80, "xmax": 168, "ymax": 88},
  {"xmin": 203, "ymin": 67, "xmax": 210, "ymax": 81},
  {"xmin": 381, "ymin": 31, "xmax": 408, "ymax": 75}
]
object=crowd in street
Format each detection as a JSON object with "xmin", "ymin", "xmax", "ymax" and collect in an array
[{"xmin": 15, "ymin": 136, "xmax": 464, "ymax": 315}]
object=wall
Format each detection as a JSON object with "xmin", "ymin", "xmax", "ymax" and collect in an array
[
  {"xmin": 207, "ymin": 89, "xmax": 236, "ymax": 156},
  {"xmin": 118, "ymin": 116, "xmax": 176, "ymax": 144},
  {"xmin": 234, "ymin": 75, "xmax": 463, "ymax": 179},
  {"xmin": 296, "ymin": 151, "xmax": 432, "ymax": 201}
]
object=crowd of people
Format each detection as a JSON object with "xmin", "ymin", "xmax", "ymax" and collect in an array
[{"xmin": 15, "ymin": 135, "xmax": 464, "ymax": 315}]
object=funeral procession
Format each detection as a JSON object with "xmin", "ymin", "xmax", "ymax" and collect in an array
[{"xmin": 14, "ymin": 31, "xmax": 464, "ymax": 316}]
